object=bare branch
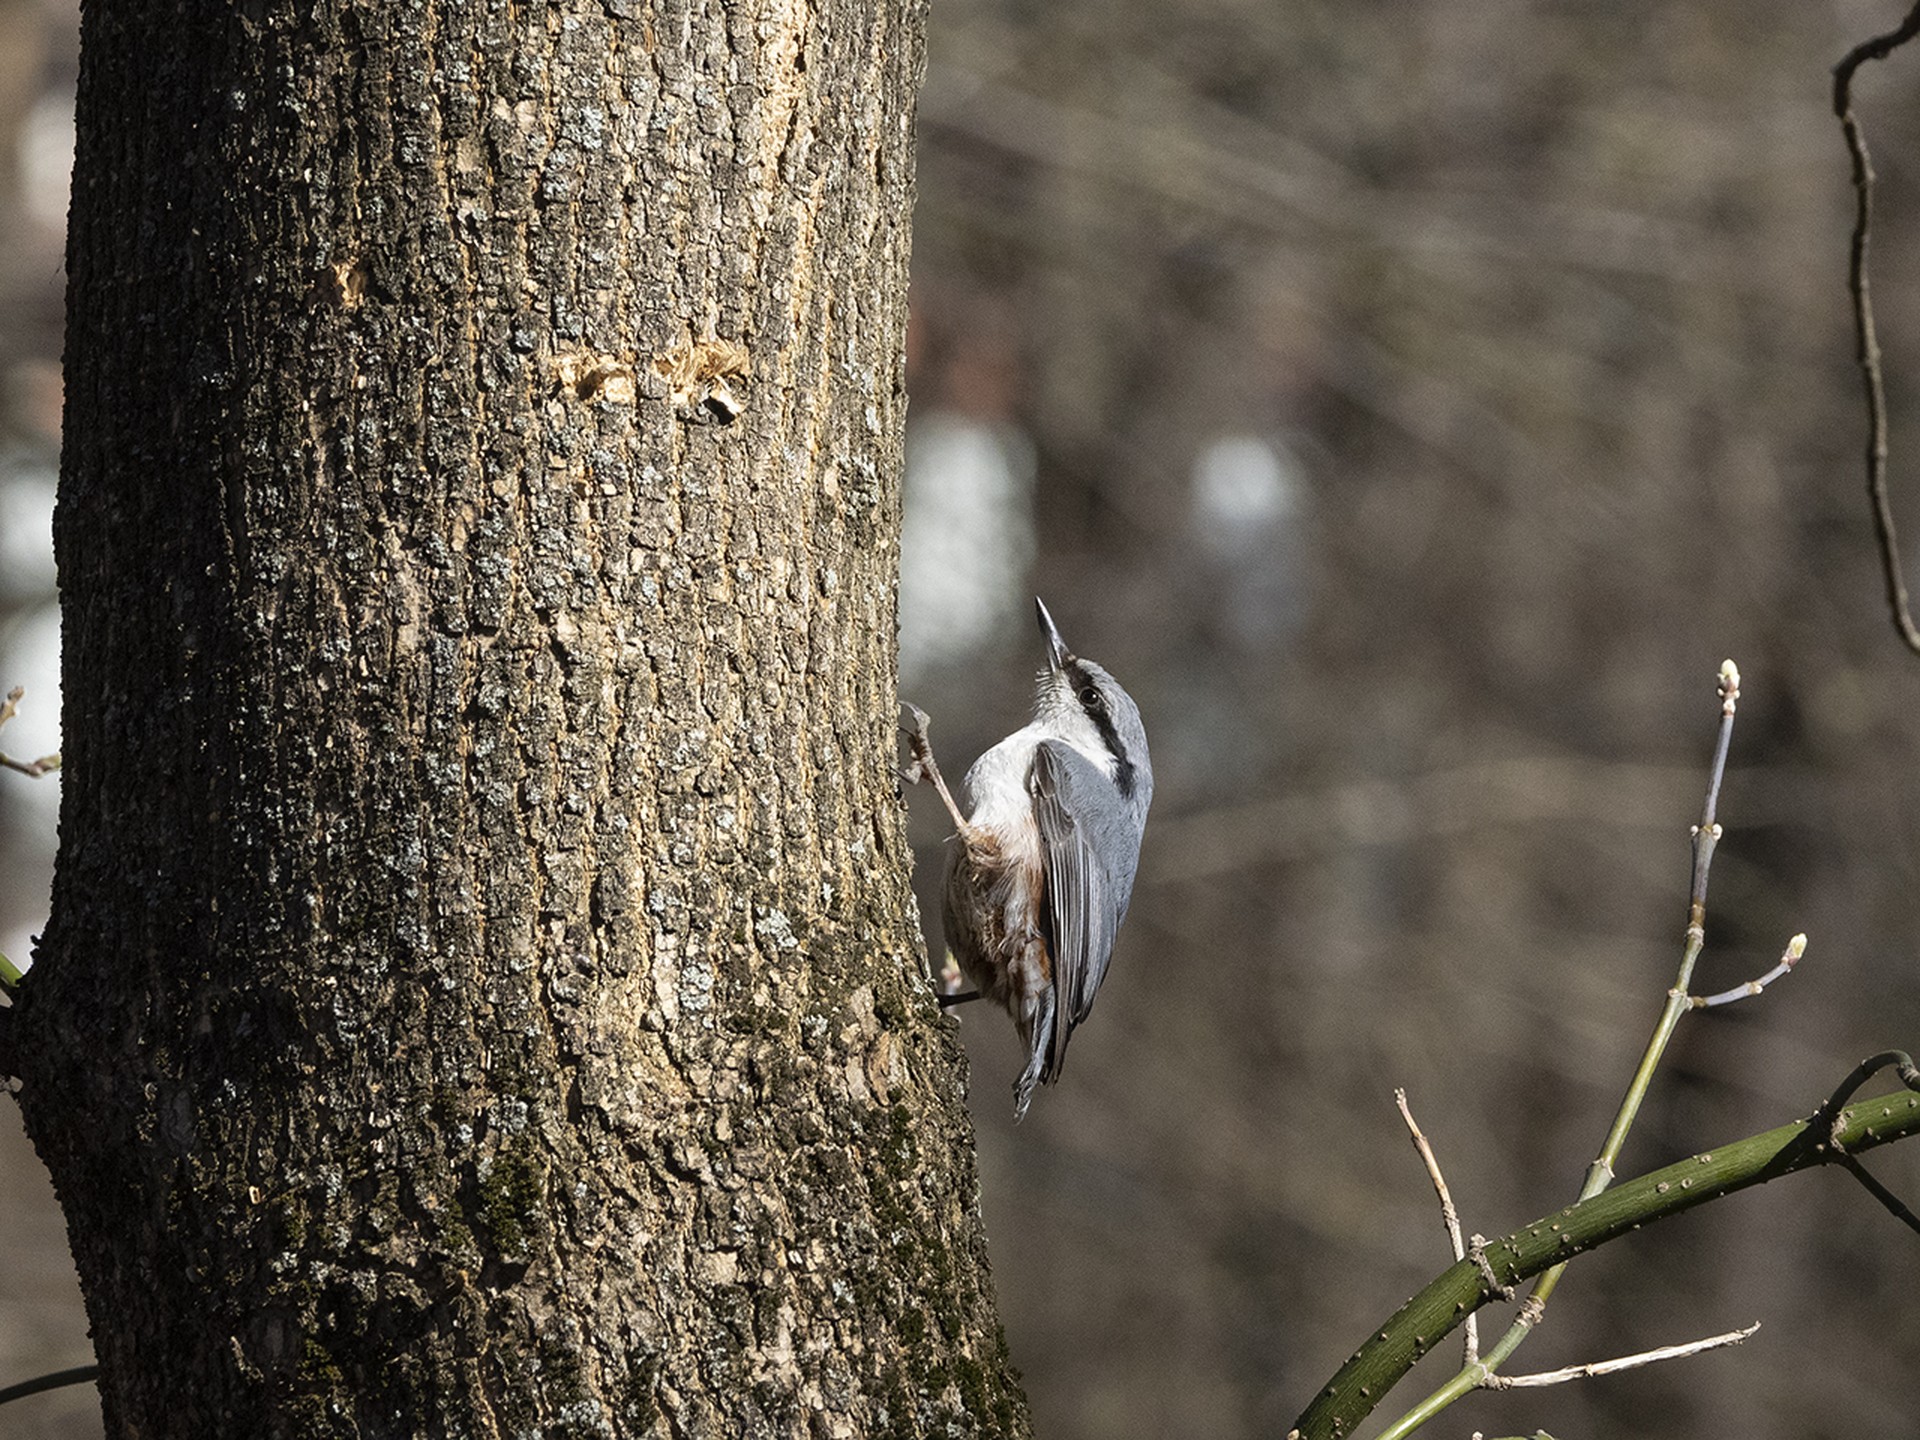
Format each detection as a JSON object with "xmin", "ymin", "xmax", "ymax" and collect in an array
[
  {"xmin": 1834, "ymin": 3, "xmax": 1920, "ymax": 655},
  {"xmin": 1693, "ymin": 933, "xmax": 1806, "ymax": 1009},
  {"xmin": 1488, "ymin": 1323, "xmax": 1759, "ymax": 1389},
  {"xmin": 1395, "ymin": 1088, "xmax": 1478, "ymax": 1363}
]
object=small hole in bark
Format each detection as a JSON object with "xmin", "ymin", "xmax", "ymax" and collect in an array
[{"xmin": 703, "ymin": 379, "xmax": 742, "ymax": 423}]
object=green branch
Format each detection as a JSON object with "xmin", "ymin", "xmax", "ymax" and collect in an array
[{"xmin": 1287, "ymin": 1080, "xmax": 1920, "ymax": 1439}]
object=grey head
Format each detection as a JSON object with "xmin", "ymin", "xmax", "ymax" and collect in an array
[{"xmin": 1031, "ymin": 597, "xmax": 1153, "ymax": 832}]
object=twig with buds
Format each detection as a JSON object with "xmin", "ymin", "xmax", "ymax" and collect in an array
[
  {"xmin": 1358, "ymin": 662, "xmax": 1801, "ymax": 1440},
  {"xmin": 1693, "ymin": 934, "xmax": 1805, "ymax": 1009}
]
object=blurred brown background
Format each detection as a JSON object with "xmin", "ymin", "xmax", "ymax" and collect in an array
[{"xmin": 9, "ymin": 1, "xmax": 1920, "ymax": 1436}]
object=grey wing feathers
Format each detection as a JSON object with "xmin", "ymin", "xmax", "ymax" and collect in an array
[{"xmin": 1028, "ymin": 740, "xmax": 1140, "ymax": 1081}]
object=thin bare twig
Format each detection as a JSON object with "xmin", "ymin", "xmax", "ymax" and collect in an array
[
  {"xmin": 1834, "ymin": 3, "xmax": 1920, "ymax": 655},
  {"xmin": 1395, "ymin": 1089, "xmax": 1479, "ymax": 1363},
  {"xmin": 1692, "ymin": 933, "xmax": 1806, "ymax": 1009},
  {"xmin": 1487, "ymin": 1323, "xmax": 1759, "ymax": 1389},
  {"xmin": 1837, "ymin": 1154, "xmax": 1920, "ymax": 1237}
]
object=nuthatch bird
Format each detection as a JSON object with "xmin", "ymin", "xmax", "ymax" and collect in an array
[{"xmin": 902, "ymin": 598, "xmax": 1153, "ymax": 1120}]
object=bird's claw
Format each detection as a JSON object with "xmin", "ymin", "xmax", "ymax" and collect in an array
[{"xmin": 898, "ymin": 702, "xmax": 934, "ymax": 787}]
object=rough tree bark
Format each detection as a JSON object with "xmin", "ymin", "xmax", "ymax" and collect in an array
[{"xmin": 6, "ymin": 1, "xmax": 1029, "ymax": 1436}]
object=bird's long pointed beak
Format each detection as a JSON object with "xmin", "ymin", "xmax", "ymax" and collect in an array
[{"xmin": 1035, "ymin": 596, "xmax": 1070, "ymax": 671}]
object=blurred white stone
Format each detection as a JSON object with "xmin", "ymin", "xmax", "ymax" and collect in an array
[
  {"xmin": 1189, "ymin": 433, "xmax": 1309, "ymax": 647},
  {"xmin": 0, "ymin": 466, "xmax": 57, "ymax": 601},
  {"xmin": 19, "ymin": 91, "xmax": 74, "ymax": 231},
  {"xmin": 899, "ymin": 411, "xmax": 1036, "ymax": 684},
  {"xmin": 1191, "ymin": 434, "xmax": 1300, "ymax": 558}
]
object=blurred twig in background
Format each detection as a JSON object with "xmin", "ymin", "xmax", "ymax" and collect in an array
[
  {"xmin": 0, "ymin": 684, "xmax": 55, "ymax": 995},
  {"xmin": 0, "ymin": 687, "xmax": 58, "ymax": 779},
  {"xmin": 1835, "ymin": 1, "xmax": 1920, "ymax": 655}
]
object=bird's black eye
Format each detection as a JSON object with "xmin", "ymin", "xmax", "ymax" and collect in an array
[{"xmin": 1079, "ymin": 686, "xmax": 1103, "ymax": 710}]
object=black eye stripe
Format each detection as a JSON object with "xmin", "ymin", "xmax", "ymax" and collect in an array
[{"xmin": 1064, "ymin": 662, "xmax": 1136, "ymax": 799}]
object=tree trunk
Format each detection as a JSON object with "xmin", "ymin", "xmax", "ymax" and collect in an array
[{"xmin": 9, "ymin": 1, "xmax": 1028, "ymax": 1435}]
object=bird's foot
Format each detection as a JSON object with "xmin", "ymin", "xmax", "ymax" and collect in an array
[
  {"xmin": 899, "ymin": 701, "xmax": 935, "ymax": 768},
  {"xmin": 897, "ymin": 702, "xmax": 971, "ymax": 832},
  {"xmin": 898, "ymin": 702, "xmax": 933, "ymax": 787}
]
